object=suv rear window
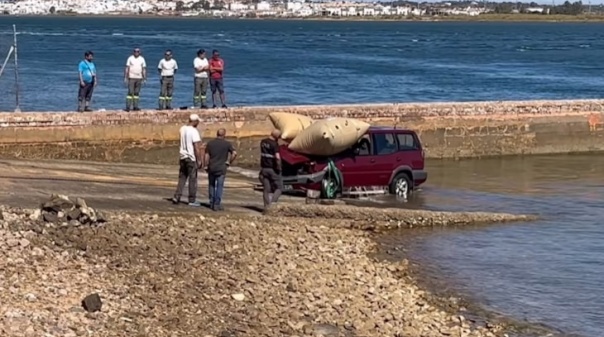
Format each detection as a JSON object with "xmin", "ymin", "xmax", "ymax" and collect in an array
[{"xmin": 396, "ymin": 133, "xmax": 419, "ymax": 151}]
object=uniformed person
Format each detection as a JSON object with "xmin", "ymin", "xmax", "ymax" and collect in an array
[
  {"xmin": 124, "ymin": 48, "xmax": 146, "ymax": 111},
  {"xmin": 157, "ymin": 50, "xmax": 178, "ymax": 110},
  {"xmin": 193, "ymin": 49, "xmax": 210, "ymax": 109}
]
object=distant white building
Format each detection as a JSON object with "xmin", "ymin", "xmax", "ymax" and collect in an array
[
  {"xmin": 325, "ymin": 6, "xmax": 341, "ymax": 15},
  {"xmin": 229, "ymin": 2, "xmax": 248, "ymax": 11},
  {"xmin": 256, "ymin": 1, "xmax": 270, "ymax": 11},
  {"xmin": 286, "ymin": 1, "xmax": 302, "ymax": 11},
  {"xmin": 294, "ymin": 5, "xmax": 313, "ymax": 16},
  {"xmin": 395, "ymin": 6, "xmax": 411, "ymax": 15},
  {"xmin": 526, "ymin": 7, "xmax": 546, "ymax": 14}
]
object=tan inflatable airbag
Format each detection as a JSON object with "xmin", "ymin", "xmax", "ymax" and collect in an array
[
  {"xmin": 268, "ymin": 112, "xmax": 314, "ymax": 140},
  {"xmin": 288, "ymin": 118, "xmax": 371, "ymax": 156}
]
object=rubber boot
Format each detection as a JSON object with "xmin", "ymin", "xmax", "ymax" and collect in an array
[
  {"xmin": 133, "ymin": 97, "xmax": 140, "ymax": 111},
  {"xmin": 194, "ymin": 96, "xmax": 200, "ymax": 109},
  {"xmin": 125, "ymin": 97, "xmax": 132, "ymax": 112},
  {"xmin": 201, "ymin": 96, "xmax": 208, "ymax": 109},
  {"xmin": 166, "ymin": 97, "xmax": 172, "ymax": 110},
  {"xmin": 77, "ymin": 100, "xmax": 85, "ymax": 113},
  {"xmin": 84, "ymin": 100, "xmax": 93, "ymax": 112},
  {"xmin": 158, "ymin": 98, "xmax": 165, "ymax": 110}
]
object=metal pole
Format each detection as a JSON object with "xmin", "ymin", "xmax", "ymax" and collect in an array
[
  {"xmin": 13, "ymin": 24, "xmax": 20, "ymax": 112},
  {"xmin": 0, "ymin": 46, "xmax": 14, "ymax": 79}
]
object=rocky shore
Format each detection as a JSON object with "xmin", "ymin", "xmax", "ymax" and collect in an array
[{"xmin": 0, "ymin": 200, "xmax": 532, "ymax": 337}]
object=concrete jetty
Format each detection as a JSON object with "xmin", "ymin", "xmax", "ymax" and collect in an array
[{"xmin": 1, "ymin": 99, "xmax": 603, "ymax": 166}]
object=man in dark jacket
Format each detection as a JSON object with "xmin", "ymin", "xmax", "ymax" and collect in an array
[
  {"xmin": 259, "ymin": 129, "xmax": 283, "ymax": 212},
  {"xmin": 204, "ymin": 128, "xmax": 237, "ymax": 211}
]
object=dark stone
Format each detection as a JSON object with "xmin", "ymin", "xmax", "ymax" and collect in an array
[
  {"xmin": 75, "ymin": 241, "xmax": 87, "ymax": 251},
  {"xmin": 0, "ymin": 211, "xmax": 3, "ymax": 221},
  {"xmin": 286, "ymin": 283, "xmax": 297, "ymax": 292},
  {"xmin": 81, "ymin": 293, "xmax": 102, "ymax": 312},
  {"xmin": 66, "ymin": 208, "xmax": 82, "ymax": 221},
  {"xmin": 42, "ymin": 212, "xmax": 59, "ymax": 223}
]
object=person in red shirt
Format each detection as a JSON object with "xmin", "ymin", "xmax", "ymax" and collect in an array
[{"xmin": 209, "ymin": 49, "xmax": 227, "ymax": 109}]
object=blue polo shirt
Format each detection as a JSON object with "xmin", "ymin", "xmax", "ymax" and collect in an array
[{"xmin": 78, "ymin": 60, "xmax": 96, "ymax": 84}]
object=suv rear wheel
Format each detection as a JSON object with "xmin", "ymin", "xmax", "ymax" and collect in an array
[{"xmin": 389, "ymin": 173, "xmax": 412, "ymax": 199}]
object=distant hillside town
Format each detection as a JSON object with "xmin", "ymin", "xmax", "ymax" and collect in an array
[{"xmin": 0, "ymin": 0, "xmax": 596, "ymax": 18}]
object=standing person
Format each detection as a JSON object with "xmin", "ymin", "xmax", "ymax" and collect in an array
[
  {"xmin": 204, "ymin": 128, "xmax": 237, "ymax": 211},
  {"xmin": 172, "ymin": 114, "xmax": 204, "ymax": 207},
  {"xmin": 124, "ymin": 47, "xmax": 146, "ymax": 112},
  {"xmin": 209, "ymin": 49, "xmax": 227, "ymax": 109},
  {"xmin": 259, "ymin": 129, "xmax": 283, "ymax": 211},
  {"xmin": 77, "ymin": 50, "xmax": 97, "ymax": 112},
  {"xmin": 157, "ymin": 50, "xmax": 178, "ymax": 110},
  {"xmin": 193, "ymin": 49, "xmax": 210, "ymax": 109}
]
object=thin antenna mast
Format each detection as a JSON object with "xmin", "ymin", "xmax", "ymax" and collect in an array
[
  {"xmin": 0, "ymin": 46, "xmax": 14, "ymax": 79},
  {"xmin": 13, "ymin": 24, "xmax": 20, "ymax": 113}
]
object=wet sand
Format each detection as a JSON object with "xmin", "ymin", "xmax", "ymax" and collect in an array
[{"xmin": 0, "ymin": 159, "xmax": 293, "ymax": 214}]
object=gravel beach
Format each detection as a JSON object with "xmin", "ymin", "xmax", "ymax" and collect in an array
[{"xmin": 0, "ymin": 201, "xmax": 526, "ymax": 337}]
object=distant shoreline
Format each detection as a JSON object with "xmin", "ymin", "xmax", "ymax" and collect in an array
[{"xmin": 3, "ymin": 13, "xmax": 604, "ymax": 23}]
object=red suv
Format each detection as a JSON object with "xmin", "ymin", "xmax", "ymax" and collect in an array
[{"xmin": 279, "ymin": 127, "xmax": 427, "ymax": 198}]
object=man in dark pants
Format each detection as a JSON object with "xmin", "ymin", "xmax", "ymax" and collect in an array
[
  {"xmin": 259, "ymin": 129, "xmax": 283, "ymax": 212},
  {"xmin": 157, "ymin": 50, "xmax": 178, "ymax": 110},
  {"xmin": 77, "ymin": 50, "xmax": 97, "ymax": 112},
  {"xmin": 204, "ymin": 128, "xmax": 237, "ymax": 211},
  {"xmin": 172, "ymin": 114, "xmax": 204, "ymax": 207},
  {"xmin": 209, "ymin": 49, "xmax": 227, "ymax": 109}
]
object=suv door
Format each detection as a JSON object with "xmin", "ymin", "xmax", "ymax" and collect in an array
[
  {"xmin": 369, "ymin": 132, "xmax": 399, "ymax": 186},
  {"xmin": 334, "ymin": 135, "xmax": 374, "ymax": 187},
  {"xmin": 395, "ymin": 131, "xmax": 424, "ymax": 171}
]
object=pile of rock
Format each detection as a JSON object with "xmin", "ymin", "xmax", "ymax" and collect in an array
[{"xmin": 38, "ymin": 194, "xmax": 106, "ymax": 226}]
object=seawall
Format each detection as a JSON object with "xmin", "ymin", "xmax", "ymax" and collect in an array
[{"xmin": 1, "ymin": 99, "xmax": 604, "ymax": 167}]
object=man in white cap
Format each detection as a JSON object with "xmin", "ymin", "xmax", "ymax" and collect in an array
[{"xmin": 172, "ymin": 113, "xmax": 203, "ymax": 206}]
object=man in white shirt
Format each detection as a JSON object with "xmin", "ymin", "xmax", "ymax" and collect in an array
[
  {"xmin": 172, "ymin": 113, "xmax": 204, "ymax": 207},
  {"xmin": 157, "ymin": 49, "xmax": 178, "ymax": 110},
  {"xmin": 124, "ymin": 47, "xmax": 146, "ymax": 111},
  {"xmin": 193, "ymin": 49, "xmax": 210, "ymax": 109}
]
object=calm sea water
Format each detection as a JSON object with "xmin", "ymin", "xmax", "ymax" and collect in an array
[
  {"xmin": 1, "ymin": 17, "xmax": 604, "ymax": 111},
  {"xmin": 380, "ymin": 155, "xmax": 604, "ymax": 337}
]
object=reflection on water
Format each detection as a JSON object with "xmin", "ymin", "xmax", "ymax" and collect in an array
[{"xmin": 383, "ymin": 155, "xmax": 604, "ymax": 337}]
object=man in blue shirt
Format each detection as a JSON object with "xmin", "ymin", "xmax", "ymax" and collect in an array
[{"xmin": 78, "ymin": 50, "xmax": 97, "ymax": 112}]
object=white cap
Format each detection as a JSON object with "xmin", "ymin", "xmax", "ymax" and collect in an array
[{"xmin": 189, "ymin": 113, "xmax": 200, "ymax": 122}]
